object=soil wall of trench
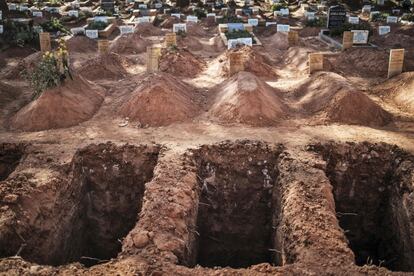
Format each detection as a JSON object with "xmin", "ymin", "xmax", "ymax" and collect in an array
[{"xmin": 0, "ymin": 141, "xmax": 413, "ymax": 275}]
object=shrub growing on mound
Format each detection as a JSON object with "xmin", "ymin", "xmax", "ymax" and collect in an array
[
  {"xmin": 401, "ymin": 13, "xmax": 414, "ymax": 22},
  {"xmin": 41, "ymin": 17, "xmax": 70, "ymax": 34},
  {"xmin": 22, "ymin": 39, "xmax": 72, "ymax": 99},
  {"xmin": 271, "ymin": 1, "xmax": 288, "ymax": 11},
  {"xmin": 1, "ymin": 20, "xmax": 38, "ymax": 47},
  {"xmin": 86, "ymin": 21, "xmax": 108, "ymax": 30},
  {"xmin": 305, "ymin": 17, "xmax": 327, "ymax": 27}
]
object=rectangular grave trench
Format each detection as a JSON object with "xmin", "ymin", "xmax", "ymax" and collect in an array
[
  {"xmin": 0, "ymin": 143, "xmax": 160, "ymax": 268},
  {"xmin": 185, "ymin": 142, "xmax": 283, "ymax": 269},
  {"xmin": 0, "ymin": 143, "xmax": 24, "ymax": 181},
  {"xmin": 318, "ymin": 143, "xmax": 414, "ymax": 272}
]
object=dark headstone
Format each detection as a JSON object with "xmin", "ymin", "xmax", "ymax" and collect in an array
[
  {"xmin": 327, "ymin": 5, "xmax": 346, "ymax": 29},
  {"xmin": 176, "ymin": 0, "xmax": 190, "ymax": 8},
  {"xmin": 101, "ymin": 0, "xmax": 115, "ymax": 12}
]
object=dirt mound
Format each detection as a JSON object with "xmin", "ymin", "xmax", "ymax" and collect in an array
[
  {"xmin": 299, "ymin": 27, "xmax": 320, "ymax": 37},
  {"xmin": 66, "ymin": 36, "xmax": 97, "ymax": 53},
  {"xmin": 266, "ymin": 32, "xmax": 289, "ymax": 50},
  {"xmin": 1, "ymin": 52, "xmax": 42, "ymax": 80},
  {"xmin": 326, "ymin": 48, "xmax": 389, "ymax": 78},
  {"xmin": 135, "ymin": 23, "xmax": 164, "ymax": 36},
  {"xmin": 374, "ymin": 72, "xmax": 414, "ymax": 114},
  {"xmin": 159, "ymin": 16, "xmax": 181, "ymax": 29},
  {"xmin": 222, "ymin": 47, "xmax": 278, "ymax": 79},
  {"xmin": 293, "ymin": 72, "xmax": 392, "ymax": 126},
  {"xmin": 209, "ymin": 71, "xmax": 288, "ymax": 126},
  {"xmin": 186, "ymin": 22, "xmax": 209, "ymax": 37},
  {"xmin": 0, "ymin": 82, "xmax": 20, "ymax": 109},
  {"xmin": 159, "ymin": 48, "xmax": 205, "ymax": 78},
  {"xmin": 120, "ymin": 72, "xmax": 198, "ymax": 126},
  {"xmin": 10, "ymin": 75, "xmax": 105, "ymax": 131},
  {"xmin": 178, "ymin": 35, "xmax": 204, "ymax": 51},
  {"xmin": 78, "ymin": 53, "xmax": 131, "ymax": 81},
  {"xmin": 325, "ymin": 90, "xmax": 392, "ymax": 126},
  {"xmin": 110, "ymin": 33, "xmax": 150, "ymax": 54}
]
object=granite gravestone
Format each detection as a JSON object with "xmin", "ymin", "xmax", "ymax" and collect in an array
[{"xmin": 327, "ymin": 5, "xmax": 346, "ymax": 29}]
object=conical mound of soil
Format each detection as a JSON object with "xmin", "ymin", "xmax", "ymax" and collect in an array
[
  {"xmin": 374, "ymin": 72, "xmax": 414, "ymax": 113},
  {"xmin": 159, "ymin": 16, "xmax": 181, "ymax": 28},
  {"xmin": 223, "ymin": 46, "xmax": 277, "ymax": 78},
  {"xmin": 120, "ymin": 72, "xmax": 198, "ymax": 126},
  {"xmin": 110, "ymin": 32, "xmax": 150, "ymax": 54},
  {"xmin": 266, "ymin": 32, "xmax": 289, "ymax": 50},
  {"xmin": 186, "ymin": 22, "xmax": 209, "ymax": 37},
  {"xmin": 136, "ymin": 23, "xmax": 164, "ymax": 36},
  {"xmin": 209, "ymin": 71, "xmax": 288, "ymax": 126},
  {"xmin": 292, "ymin": 72, "xmax": 354, "ymax": 112},
  {"xmin": 325, "ymin": 90, "xmax": 392, "ymax": 126},
  {"xmin": 66, "ymin": 36, "xmax": 97, "ymax": 53},
  {"xmin": 159, "ymin": 48, "xmax": 205, "ymax": 78},
  {"xmin": 10, "ymin": 75, "xmax": 105, "ymax": 131},
  {"xmin": 178, "ymin": 36, "xmax": 204, "ymax": 51},
  {"xmin": 78, "ymin": 53, "xmax": 131, "ymax": 81},
  {"xmin": 0, "ymin": 82, "xmax": 20, "ymax": 108}
]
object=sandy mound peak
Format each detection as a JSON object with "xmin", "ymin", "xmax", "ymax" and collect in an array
[
  {"xmin": 209, "ymin": 71, "xmax": 288, "ymax": 126},
  {"xmin": 78, "ymin": 53, "xmax": 131, "ymax": 81},
  {"xmin": 220, "ymin": 47, "xmax": 278, "ymax": 79},
  {"xmin": 159, "ymin": 48, "xmax": 205, "ymax": 78},
  {"xmin": 159, "ymin": 16, "xmax": 181, "ymax": 29},
  {"xmin": 375, "ymin": 72, "xmax": 414, "ymax": 113},
  {"xmin": 325, "ymin": 90, "xmax": 392, "ymax": 126},
  {"xmin": 135, "ymin": 23, "xmax": 164, "ymax": 36},
  {"xmin": 66, "ymin": 36, "xmax": 97, "ymax": 53},
  {"xmin": 110, "ymin": 32, "xmax": 150, "ymax": 54},
  {"xmin": 120, "ymin": 72, "xmax": 198, "ymax": 126},
  {"xmin": 10, "ymin": 75, "xmax": 105, "ymax": 131}
]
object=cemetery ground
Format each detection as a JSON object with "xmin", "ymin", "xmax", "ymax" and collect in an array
[{"xmin": 1, "ymin": 1, "xmax": 414, "ymax": 275}]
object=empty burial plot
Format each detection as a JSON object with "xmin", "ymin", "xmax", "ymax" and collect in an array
[
  {"xmin": 63, "ymin": 143, "xmax": 160, "ymax": 267},
  {"xmin": 314, "ymin": 143, "xmax": 414, "ymax": 272},
  {"xmin": 0, "ymin": 143, "xmax": 160, "ymax": 267},
  {"xmin": 0, "ymin": 143, "xmax": 24, "ymax": 181},
  {"xmin": 189, "ymin": 142, "xmax": 283, "ymax": 268}
]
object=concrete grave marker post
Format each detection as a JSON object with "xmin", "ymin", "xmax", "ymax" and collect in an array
[
  {"xmin": 342, "ymin": 31, "xmax": 353, "ymax": 50},
  {"xmin": 228, "ymin": 51, "xmax": 244, "ymax": 76},
  {"xmin": 98, "ymin": 39, "xmax": 110, "ymax": 54},
  {"xmin": 288, "ymin": 31, "xmax": 299, "ymax": 47},
  {"xmin": 146, "ymin": 46, "xmax": 161, "ymax": 73},
  {"xmin": 165, "ymin": 32, "xmax": 177, "ymax": 47},
  {"xmin": 308, "ymin": 53, "xmax": 323, "ymax": 74},
  {"xmin": 39, "ymin": 32, "xmax": 51, "ymax": 53},
  {"xmin": 388, "ymin": 49, "xmax": 404, "ymax": 79}
]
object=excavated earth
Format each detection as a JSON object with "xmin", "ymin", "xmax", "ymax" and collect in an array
[{"xmin": 0, "ymin": 141, "xmax": 413, "ymax": 276}]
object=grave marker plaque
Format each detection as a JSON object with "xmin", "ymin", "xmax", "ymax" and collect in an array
[
  {"xmin": 379, "ymin": 26, "xmax": 390, "ymax": 35},
  {"xmin": 85, "ymin": 29, "xmax": 98, "ymax": 39},
  {"xmin": 386, "ymin": 16, "xmax": 398, "ymax": 24},
  {"xmin": 0, "ymin": 25, "xmax": 3, "ymax": 34},
  {"xmin": 173, "ymin": 23, "xmax": 187, "ymax": 33},
  {"xmin": 388, "ymin": 49, "xmax": 404, "ymax": 79},
  {"xmin": 351, "ymin": 30, "xmax": 368, "ymax": 44},
  {"xmin": 342, "ymin": 31, "xmax": 353, "ymax": 49},
  {"xmin": 229, "ymin": 52, "xmax": 244, "ymax": 76},
  {"xmin": 146, "ymin": 46, "xmax": 161, "ymax": 73},
  {"xmin": 327, "ymin": 5, "xmax": 346, "ymax": 29},
  {"xmin": 308, "ymin": 53, "xmax": 323, "ymax": 74},
  {"xmin": 98, "ymin": 39, "xmax": 109, "ymax": 54},
  {"xmin": 288, "ymin": 31, "xmax": 299, "ymax": 46},
  {"xmin": 39, "ymin": 32, "xmax": 51, "ymax": 53},
  {"xmin": 348, "ymin": 16, "xmax": 359, "ymax": 24},
  {"xmin": 165, "ymin": 32, "xmax": 177, "ymax": 47}
]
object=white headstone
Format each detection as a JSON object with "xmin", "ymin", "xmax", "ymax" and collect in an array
[
  {"xmin": 20, "ymin": 5, "xmax": 29, "ymax": 11},
  {"xmin": 138, "ymin": 4, "xmax": 147, "ymax": 9},
  {"xmin": 306, "ymin": 12, "xmax": 316, "ymax": 20},
  {"xmin": 8, "ymin": 3, "xmax": 17, "ymax": 10},
  {"xmin": 155, "ymin": 3, "xmax": 162, "ymax": 8},
  {"xmin": 0, "ymin": 25, "xmax": 3, "ymax": 34},
  {"xmin": 32, "ymin": 11, "xmax": 43, "ymax": 17},
  {"xmin": 351, "ymin": 30, "xmax": 369, "ymax": 44},
  {"xmin": 378, "ymin": 25, "xmax": 391, "ymax": 35},
  {"xmin": 227, "ymin": 37, "xmax": 253, "ymax": 49},
  {"xmin": 94, "ymin": 16, "xmax": 108, "ymax": 23},
  {"xmin": 348, "ymin": 16, "xmax": 359, "ymax": 24},
  {"xmin": 280, "ymin": 8, "xmax": 289, "ymax": 15},
  {"xmin": 86, "ymin": 29, "xmax": 99, "ymax": 39},
  {"xmin": 386, "ymin": 16, "xmax": 398, "ymax": 23},
  {"xmin": 173, "ymin": 23, "xmax": 187, "ymax": 33},
  {"xmin": 0, "ymin": 11, "xmax": 2, "ymax": 20},
  {"xmin": 266, "ymin": 21, "xmax": 277, "ymax": 26},
  {"xmin": 136, "ymin": 16, "xmax": 151, "ymax": 24},
  {"xmin": 71, "ymin": 27, "xmax": 85, "ymax": 35},
  {"xmin": 171, "ymin": 13, "xmax": 181, "ymax": 19},
  {"xmin": 247, "ymin": 18, "xmax": 259, "ymax": 26},
  {"xmin": 68, "ymin": 10, "xmax": 79, "ymax": 17},
  {"xmin": 362, "ymin": 5, "xmax": 371, "ymax": 13},
  {"xmin": 186, "ymin": 15, "xmax": 198, "ymax": 23},
  {"xmin": 277, "ymin": 24, "xmax": 290, "ymax": 32},
  {"xmin": 120, "ymin": 25, "xmax": 134, "ymax": 34}
]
